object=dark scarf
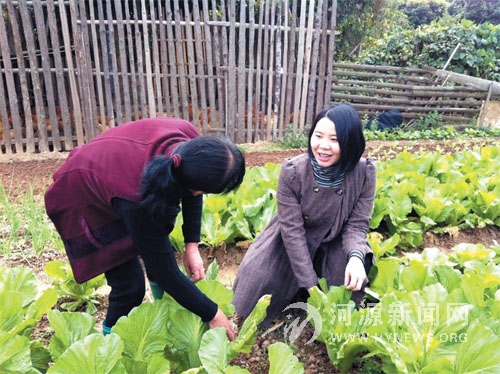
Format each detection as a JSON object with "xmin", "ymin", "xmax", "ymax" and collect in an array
[{"xmin": 311, "ymin": 157, "xmax": 345, "ymax": 188}]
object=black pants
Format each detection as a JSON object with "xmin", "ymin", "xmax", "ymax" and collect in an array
[{"xmin": 104, "ymin": 256, "xmax": 146, "ymax": 327}]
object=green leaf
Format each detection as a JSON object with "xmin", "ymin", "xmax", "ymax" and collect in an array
[
  {"xmin": 48, "ymin": 310, "xmax": 97, "ymax": 361},
  {"xmin": 0, "ymin": 331, "xmax": 33, "ymax": 373},
  {"xmin": 365, "ymin": 259, "xmax": 402, "ymax": 295},
  {"xmin": 229, "ymin": 294, "xmax": 271, "ymax": 357},
  {"xmin": 165, "ymin": 308, "xmax": 207, "ymax": 371},
  {"xmin": 268, "ymin": 342, "xmax": 304, "ymax": 374},
  {"xmin": 454, "ymin": 321, "xmax": 500, "ymax": 373},
  {"xmin": 0, "ymin": 266, "xmax": 38, "ymax": 307},
  {"xmin": 47, "ymin": 333, "xmax": 125, "ymax": 374},
  {"xmin": 112, "ymin": 300, "xmax": 169, "ymax": 361},
  {"xmin": 197, "ymin": 280, "xmax": 235, "ymax": 317},
  {"xmin": 199, "ymin": 328, "xmax": 232, "ymax": 373}
]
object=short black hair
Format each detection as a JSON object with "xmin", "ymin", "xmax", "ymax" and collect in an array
[{"xmin": 307, "ymin": 103, "xmax": 365, "ymax": 179}]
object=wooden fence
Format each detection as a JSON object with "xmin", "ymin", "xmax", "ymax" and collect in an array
[{"xmin": 0, "ymin": 0, "xmax": 498, "ymax": 155}]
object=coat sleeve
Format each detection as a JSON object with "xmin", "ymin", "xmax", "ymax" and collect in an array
[
  {"xmin": 181, "ymin": 192, "xmax": 202, "ymax": 243},
  {"xmin": 341, "ymin": 158, "xmax": 377, "ymax": 260},
  {"xmin": 276, "ymin": 159, "xmax": 318, "ymax": 289}
]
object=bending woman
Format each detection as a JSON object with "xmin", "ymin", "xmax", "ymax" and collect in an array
[{"xmin": 45, "ymin": 117, "xmax": 245, "ymax": 339}]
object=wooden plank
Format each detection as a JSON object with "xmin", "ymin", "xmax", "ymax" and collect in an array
[
  {"xmin": 201, "ymin": 0, "xmax": 218, "ymax": 133},
  {"xmin": 74, "ymin": 1, "xmax": 99, "ymax": 140},
  {"xmin": 265, "ymin": 0, "xmax": 277, "ymax": 141},
  {"xmin": 244, "ymin": 1, "xmax": 256, "ymax": 141},
  {"xmin": 19, "ymin": 0, "xmax": 49, "ymax": 152},
  {"xmin": 0, "ymin": 61, "xmax": 12, "ymax": 153},
  {"xmin": 46, "ymin": 0, "xmax": 72, "ymax": 149},
  {"xmin": 172, "ymin": 0, "xmax": 189, "ymax": 120},
  {"xmin": 323, "ymin": 0, "xmax": 336, "ymax": 112},
  {"xmin": 164, "ymin": 1, "xmax": 180, "ymax": 118},
  {"xmin": 332, "ymin": 92, "xmax": 482, "ymax": 108},
  {"xmin": 314, "ymin": 0, "xmax": 328, "ymax": 115},
  {"xmin": 141, "ymin": 0, "xmax": 155, "ymax": 116},
  {"xmin": 182, "ymin": 0, "xmax": 201, "ymax": 127},
  {"xmin": 305, "ymin": 0, "xmax": 323, "ymax": 126},
  {"xmin": 331, "ymin": 69, "xmax": 436, "ymax": 84},
  {"xmin": 349, "ymin": 102, "xmax": 478, "ymax": 114},
  {"xmin": 123, "ymin": 0, "xmax": 140, "ymax": 121},
  {"xmin": 334, "ymin": 62, "xmax": 431, "ymax": 74},
  {"xmin": 331, "ymin": 84, "xmax": 486, "ymax": 99},
  {"xmin": 332, "ymin": 78, "xmax": 482, "ymax": 94},
  {"xmin": 87, "ymin": 1, "xmax": 106, "ymax": 133},
  {"xmin": 433, "ymin": 70, "xmax": 500, "ymax": 96},
  {"xmin": 252, "ymin": 0, "xmax": 265, "ymax": 140},
  {"xmin": 191, "ymin": 0, "xmax": 209, "ymax": 133},
  {"xmin": 261, "ymin": 0, "xmax": 272, "ymax": 141},
  {"xmin": 283, "ymin": 0, "xmax": 298, "ymax": 132},
  {"xmin": 105, "ymin": 0, "xmax": 122, "ymax": 124},
  {"xmin": 277, "ymin": 0, "xmax": 289, "ymax": 137},
  {"xmin": 60, "ymin": 0, "xmax": 83, "ymax": 146},
  {"xmin": 292, "ymin": 0, "xmax": 307, "ymax": 132},
  {"xmin": 157, "ymin": 0, "xmax": 173, "ymax": 117},
  {"xmin": 114, "ymin": 1, "xmax": 131, "ymax": 123},
  {"xmin": 6, "ymin": 0, "xmax": 33, "ymax": 152},
  {"xmin": 297, "ymin": 0, "xmax": 315, "ymax": 130},
  {"xmin": 148, "ymin": 0, "xmax": 162, "ymax": 116},
  {"xmin": 237, "ymin": 0, "xmax": 247, "ymax": 142},
  {"xmin": 96, "ymin": 0, "xmax": 115, "ymax": 127},
  {"xmin": 132, "ymin": 1, "xmax": 147, "ymax": 118},
  {"xmin": 226, "ymin": 0, "xmax": 237, "ymax": 141},
  {"xmin": 209, "ymin": 0, "xmax": 227, "ymax": 132}
]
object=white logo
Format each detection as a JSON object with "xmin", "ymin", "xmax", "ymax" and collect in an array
[{"xmin": 282, "ymin": 302, "xmax": 322, "ymax": 344}]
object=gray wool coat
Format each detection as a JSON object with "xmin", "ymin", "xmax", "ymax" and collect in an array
[{"xmin": 232, "ymin": 153, "xmax": 377, "ymax": 326}]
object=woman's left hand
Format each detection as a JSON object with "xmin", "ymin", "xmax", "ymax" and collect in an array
[
  {"xmin": 344, "ymin": 257, "xmax": 367, "ymax": 291},
  {"xmin": 184, "ymin": 242, "xmax": 206, "ymax": 281}
]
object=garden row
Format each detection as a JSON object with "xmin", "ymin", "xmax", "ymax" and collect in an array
[
  {"xmin": 168, "ymin": 144, "xmax": 500, "ymax": 255},
  {"xmin": 1, "ymin": 243, "xmax": 498, "ymax": 372},
  {"xmin": 0, "ymin": 144, "xmax": 499, "ymax": 372}
]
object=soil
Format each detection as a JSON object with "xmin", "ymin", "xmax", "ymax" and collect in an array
[{"xmin": 1, "ymin": 138, "xmax": 499, "ymax": 373}]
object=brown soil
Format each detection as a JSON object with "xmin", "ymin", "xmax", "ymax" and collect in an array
[{"xmin": 0, "ymin": 138, "xmax": 499, "ymax": 373}]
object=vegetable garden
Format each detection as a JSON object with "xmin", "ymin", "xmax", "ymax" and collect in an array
[{"xmin": 0, "ymin": 135, "xmax": 499, "ymax": 373}]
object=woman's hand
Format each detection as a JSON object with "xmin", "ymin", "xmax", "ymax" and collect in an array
[
  {"xmin": 344, "ymin": 257, "xmax": 367, "ymax": 291},
  {"xmin": 183, "ymin": 242, "xmax": 205, "ymax": 281},
  {"xmin": 209, "ymin": 308, "xmax": 236, "ymax": 341}
]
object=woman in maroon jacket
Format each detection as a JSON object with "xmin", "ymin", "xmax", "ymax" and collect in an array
[
  {"xmin": 45, "ymin": 117, "xmax": 245, "ymax": 339},
  {"xmin": 233, "ymin": 103, "xmax": 376, "ymax": 327}
]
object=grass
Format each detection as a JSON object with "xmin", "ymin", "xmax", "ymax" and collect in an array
[{"xmin": 0, "ymin": 184, "xmax": 63, "ymax": 255}]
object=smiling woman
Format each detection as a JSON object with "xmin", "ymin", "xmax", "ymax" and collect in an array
[{"xmin": 232, "ymin": 103, "xmax": 377, "ymax": 327}]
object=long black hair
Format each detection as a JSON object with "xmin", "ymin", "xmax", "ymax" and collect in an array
[
  {"xmin": 307, "ymin": 103, "xmax": 365, "ymax": 180},
  {"xmin": 140, "ymin": 136, "xmax": 245, "ymax": 215}
]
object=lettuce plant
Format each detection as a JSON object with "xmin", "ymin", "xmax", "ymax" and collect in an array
[{"xmin": 45, "ymin": 260, "xmax": 106, "ymax": 314}]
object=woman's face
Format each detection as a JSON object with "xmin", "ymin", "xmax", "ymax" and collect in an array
[{"xmin": 310, "ymin": 117, "xmax": 341, "ymax": 167}]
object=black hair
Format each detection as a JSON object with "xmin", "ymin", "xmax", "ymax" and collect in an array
[
  {"xmin": 140, "ymin": 136, "xmax": 245, "ymax": 216},
  {"xmin": 307, "ymin": 103, "xmax": 365, "ymax": 180}
]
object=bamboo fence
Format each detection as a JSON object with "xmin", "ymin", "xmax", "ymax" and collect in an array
[{"xmin": 0, "ymin": 0, "xmax": 498, "ymax": 155}]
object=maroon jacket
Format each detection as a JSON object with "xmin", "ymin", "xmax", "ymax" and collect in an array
[{"xmin": 45, "ymin": 117, "xmax": 200, "ymax": 282}]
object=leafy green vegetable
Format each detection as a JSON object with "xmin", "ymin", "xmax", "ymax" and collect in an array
[
  {"xmin": 48, "ymin": 310, "xmax": 98, "ymax": 361},
  {"xmin": 47, "ymin": 333, "xmax": 126, "ymax": 373},
  {"xmin": 45, "ymin": 260, "xmax": 106, "ymax": 314},
  {"xmin": 268, "ymin": 342, "xmax": 304, "ymax": 374}
]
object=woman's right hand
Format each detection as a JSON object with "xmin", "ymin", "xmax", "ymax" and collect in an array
[{"xmin": 209, "ymin": 308, "xmax": 236, "ymax": 341}]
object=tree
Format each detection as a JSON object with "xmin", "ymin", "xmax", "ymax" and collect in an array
[
  {"xmin": 400, "ymin": 0, "xmax": 449, "ymax": 28},
  {"xmin": 448, "ymin": 0, "xmax": 500, "ymax": 25}
]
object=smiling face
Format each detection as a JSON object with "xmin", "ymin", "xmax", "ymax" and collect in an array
[{"xmin": 309, "ymin": 117, "xmax": 341, "ymax": 167}]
